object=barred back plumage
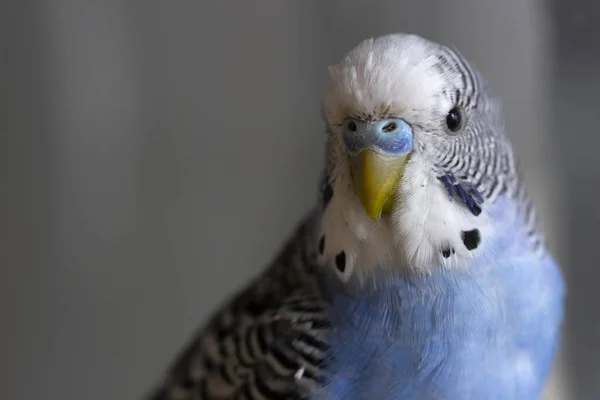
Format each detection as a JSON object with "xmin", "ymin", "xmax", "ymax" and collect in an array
[{"xmin": 146, "ymin": 212, "xmax": 330, "ymax": 400}]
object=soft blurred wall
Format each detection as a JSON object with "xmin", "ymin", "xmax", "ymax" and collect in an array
[
  {"xmin": 0, "ymin": 0, "xmax": 583, "ymax": 399},
  {"xmin": 549, "ymin": 1, "xmax": 600, "ymax": 399}
]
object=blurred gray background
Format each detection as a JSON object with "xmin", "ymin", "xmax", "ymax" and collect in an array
[{"xmin": 1, "ymin": 0, "xmax": 598, "ymax": 399}]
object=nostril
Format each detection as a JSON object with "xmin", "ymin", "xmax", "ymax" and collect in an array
[
  {"xmin": 381, "ymin": 122, "xmax": 397, "ymax": 133},
  {"xmin": 347, "ymin": 121, "xmax": 357, "ymax": 132}
]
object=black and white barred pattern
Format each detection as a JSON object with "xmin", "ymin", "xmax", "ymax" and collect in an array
[
  {"xmin": 146, "ymin": 213, "xmax": 329, "ymax": 400},
  {"xmin": 431, "ymin": 45, "xmax": 543, "ymax": 250}
]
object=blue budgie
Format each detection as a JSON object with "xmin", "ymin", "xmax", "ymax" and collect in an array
[{"xmin": 146, "ymin": 33, "xmax": 565, "ymax": 400}]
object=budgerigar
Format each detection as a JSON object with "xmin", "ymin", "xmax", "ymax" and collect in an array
[{"xmin": 146, "ymin": 33, "xmax": 564, "ymax": 400}]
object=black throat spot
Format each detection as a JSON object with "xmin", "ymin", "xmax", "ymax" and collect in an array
[{"xmin": 461, "ymin": 229, "xmax": 481, "ymax": 251}]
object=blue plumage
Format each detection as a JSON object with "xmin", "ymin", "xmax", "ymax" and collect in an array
[{"xmin": 315, "ymin": 198, "xmax": 564, "ymax": 399}]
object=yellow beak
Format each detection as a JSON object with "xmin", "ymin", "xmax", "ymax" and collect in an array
[{"xmin": 349, "ymin": 149, "xmax": 409, "ymax": 221}]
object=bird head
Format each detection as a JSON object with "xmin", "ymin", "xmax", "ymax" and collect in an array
[{"xmin": 318, "ymin": 33, "xmax": 529, "ymax": 278}]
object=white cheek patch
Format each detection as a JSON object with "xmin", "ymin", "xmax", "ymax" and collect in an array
[
  {"xmin": 393, "ymin": 155, "xmax": 494, "ymax": 272},
  {"xmin": 318, "ymin": 166, "xmax": 358, "ymax": 280}
]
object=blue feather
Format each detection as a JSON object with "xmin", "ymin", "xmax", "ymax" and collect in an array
[{"xmin": 438, "ymin": 174, "xmax": 483, "ymax": 216}]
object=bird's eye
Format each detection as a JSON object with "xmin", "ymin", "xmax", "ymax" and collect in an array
[
  {"xmin": 445, "ymin": 107, "xmax": 462, "ymax": 132},
  {"xmin": 346, "ymin": 121, "xmax": 357, "ymax": 132}
]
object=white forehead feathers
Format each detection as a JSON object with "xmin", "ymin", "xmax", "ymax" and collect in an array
[{"xmin": 324, "ymin": 34, "xmax": 456, "ymax": 127}]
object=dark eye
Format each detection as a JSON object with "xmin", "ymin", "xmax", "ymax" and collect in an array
[
  {"xmin": 346, "ymin": 121, "xmax": 357, "ymax": 132},
  {"xmin": 445, "ymin": 107, "xmax": 462, "ymax": 132}
]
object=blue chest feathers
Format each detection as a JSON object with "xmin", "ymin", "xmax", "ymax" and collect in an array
[{"xmin": 312, "ymin": 251, "xmax": 564, "ymax": 400}]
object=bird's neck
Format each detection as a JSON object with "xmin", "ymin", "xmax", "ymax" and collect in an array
[{"xmin": 317, "ymin": 160, "xmax": 541, "ymax": 281}]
